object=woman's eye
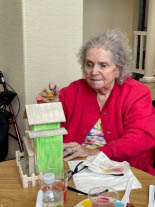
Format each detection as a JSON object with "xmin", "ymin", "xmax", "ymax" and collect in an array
[
  {"xmin": 85, "ymin": 62, "xmax": 94, "ymax": 68},
  {"xmin": 100, "ymin": 63, "xmax": 107, "ymax": 68}
]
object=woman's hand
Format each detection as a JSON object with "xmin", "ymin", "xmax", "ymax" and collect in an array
[
  {"xmin": 63, "ymin": 142, "xmax": 100, "ymax": 161},
  {"xmin": 36, "ymin": 83, "xmax": 59, "ymax": 103}
]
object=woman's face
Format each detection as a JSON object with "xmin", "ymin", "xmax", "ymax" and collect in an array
[{"xmin": 84, "ymin": 48, "xmax": 119, "ymax": 94}]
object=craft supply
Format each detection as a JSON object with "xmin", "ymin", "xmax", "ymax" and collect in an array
[
  {"xmin": 67, "ymin": 159, "xmax": 142, "ymax": 194},
  {"xmin": 51, "ymin": 85, "xmax": 57, "ymax": 94},
  {"xmin": 36, "ymin": 190, "xmax": 43, "ymax": 207},
  {"xmin": 54, "ymin": 173, "xmax": 68, "ymax": 202},
  {"xmin": 121, "ymin": 178, "xmax": 134, "ymax": 207},
  {"xmin": 81, "ymin": 199, "xmax": 91, "ymax": 207},
  {"xmin": 68, "ymin": 186, "xmax": 88, "ymax": 195},
  {"xmin": 45, "ymin": 85, "xmax": 57, "ymax": 100},
  {"xmin": 115, "ymin": 201, "xmax": 124, "ymax": 207},
  {"xmin": 88, "ymin": 186, "xmax": 118, "ymax": 207},
  {"xmin": 45, "ymin": 91, "xmax": 55, "ymax": 100},
  {"xmin": 33, "ymin": 122, "xmax": 64, "ymax": 176},
  {"xmin": 36, "ymin": 97, "xmax": 44, "ymax": 104},
  {"xmin": 40, "ymin": 173, "xmax": 63, "ymax": 207}
]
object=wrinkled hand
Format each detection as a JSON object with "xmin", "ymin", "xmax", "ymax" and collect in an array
[
  {"xmin": 63, "ymin": 142, "xmax": 100, "ymax": 161},
  {"xmin": 37, "ymin": 83, "xmax": 59, "ymax": 103}
]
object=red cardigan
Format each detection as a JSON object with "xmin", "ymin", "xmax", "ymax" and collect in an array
[{"xmin": 59, "ymin": 78, "xmax": 155, "ymax": 175}]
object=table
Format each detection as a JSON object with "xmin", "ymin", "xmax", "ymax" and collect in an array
[{"xmin": 0, "ymin": 160, "xmax": 154, "ymax": 207}]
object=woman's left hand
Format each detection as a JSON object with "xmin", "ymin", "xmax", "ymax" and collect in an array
[{"xmin": 63, "ymin": 142, "xmax": 100, "ymax": 161}]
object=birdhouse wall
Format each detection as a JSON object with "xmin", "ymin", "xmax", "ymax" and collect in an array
[
  {"xmin": 32, "ymin": 122, "xmax": 63, "ymax": 176},
  {"xmin": 35, "ymin": 135, "xmax": 63, "ymax": 176}
]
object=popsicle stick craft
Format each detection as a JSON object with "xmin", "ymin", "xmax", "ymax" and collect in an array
[{"xmin": 16, "ymin": 102, "xmax": 67, "ymax": 188}]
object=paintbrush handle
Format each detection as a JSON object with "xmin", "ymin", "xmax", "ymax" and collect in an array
[{"xmin": 68, "ymin": 186, "xmax": 88, "ymax": 195}]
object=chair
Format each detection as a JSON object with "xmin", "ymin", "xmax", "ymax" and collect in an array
[
  {"xmin": 0, "ymin": 71, "xmax": 23, "ymax": 152},
  {"xmin": 8, "ymin": 103, "xmax": 24, "ymax": 152}
]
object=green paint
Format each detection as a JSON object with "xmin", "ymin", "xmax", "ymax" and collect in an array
[
  {"xmin": 32, "ymin": 123, "xmax": 63, "ymax": 176},
  {"xmin": 32, "ymin": 123, "xmax": 60, "ymax": 131},
  {"xmin": 35, "ymin": 135, "xmax": 63, "ymax": 176}
]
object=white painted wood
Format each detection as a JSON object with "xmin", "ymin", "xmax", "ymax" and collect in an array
[
  {"xmin": 132, "ymin": 69, "xmax": 144, "ymax": 75},
  {"xmin": 133, "ymin": 32, "xmax": 138, "ymax": 69},
  {"xmin": 134, "ymin": 31, "xmax": 147, "ymax": 35},
  {"xmin": 139, "ymin": 35, "xmax": 144, "ymax": 70},
  {"xmin": 16, "ymin": 151, "xmax": 43, "ymax": 188},
  {"xmin": 22, "ymin": 137, "xmax": 36, "ymax": 176},
  {"xmin": 133, "ymin": 31, "xmax": 147, "ymax": 74},
  {"xmin": 28, "ymin": 156, "xmax": 35, "ymax": 176},
  {"xmin": 25, "ymin": 128, "xmax": 68, "ymax": 138},
  {"xmin": 25, "ymin": 102, "xmax": 66, "ymax": 125},
  {"xmin": 142, "ymin": 0, "xmax": 155, "ymax": 80},
  {"xmin": 23, "ymin": 136, "xmax": 35, "ymax": 156}
]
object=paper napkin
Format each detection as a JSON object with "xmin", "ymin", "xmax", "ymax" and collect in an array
[
  {"xmin": 68, "ymin": 154, "xmax": 142, "ymax": 194},
  {"xmin": 83, "ymin": 152, "xmax": 130, "ymax": 175}
]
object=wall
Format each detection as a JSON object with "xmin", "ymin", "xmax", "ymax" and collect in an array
[
  {"xmin": 0, "ymin": 0, "xmax": 83, "ymax": 137},
  {"xmin": 22, "ymin": 0, "xmax": 83, "ymax": 104},
  {"xmin": 83, "ymin": 0, "xmax": 139, "ymax": 46},
  {"xmin": 0, "ymin": 0, "xmax": 25, "ymax": 135}
]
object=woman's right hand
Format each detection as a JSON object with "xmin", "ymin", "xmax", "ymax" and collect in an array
[{"xmin": 37, "ymin": 83, "xmax": 59, "ymax": 103}]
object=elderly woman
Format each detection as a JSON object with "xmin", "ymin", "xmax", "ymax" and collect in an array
[{"xmin": 39, "ymin": 30, "xmax": 155, "ymax": 175}]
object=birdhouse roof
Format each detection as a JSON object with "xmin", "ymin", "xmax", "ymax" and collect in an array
[{"xmin": 25, "ymin": 102, "xmax": 66, "ymax": 125}]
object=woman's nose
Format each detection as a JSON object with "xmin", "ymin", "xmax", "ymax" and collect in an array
[{"xmin": 91, "ymin": 64, "xmax": 100, "ymax": 74}]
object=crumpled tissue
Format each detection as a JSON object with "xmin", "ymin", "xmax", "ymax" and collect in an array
[
  {"xmin": 83, "ymin": 152, "xmax": 129, "ymax": 175},
  {"xmin": 68, "ymin": 152, "xmax": 142, "ymax": 194}
]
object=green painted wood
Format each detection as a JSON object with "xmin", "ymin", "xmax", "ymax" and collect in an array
[
  {"xmin": 32, "ymin": 123, "xmax": 63, "ymax": 176},
  {"xmin": 32, "ymin": 122, "xmax": 60, "ymax": 131},
  {"xmin": 35, "ymin": 135, "xmax": 63, "ymax": 176}
]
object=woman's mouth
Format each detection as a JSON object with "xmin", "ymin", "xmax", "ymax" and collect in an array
[
  {"xmin": 90, "ymin": 79, "xmax": 104, "ymax": 83},
  {"xmin": 91, "ymin": 79, "xmax": 103, "ymax": 81}
]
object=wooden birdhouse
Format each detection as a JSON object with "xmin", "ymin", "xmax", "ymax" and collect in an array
[{"xmin": 24, "ymin": 102, "xmax": 67, "ymax": 178}]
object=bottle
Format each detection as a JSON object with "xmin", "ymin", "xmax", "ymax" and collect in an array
[{"xmin": 41, "ymin": 173, "xmax": 63, "ymax": 207}]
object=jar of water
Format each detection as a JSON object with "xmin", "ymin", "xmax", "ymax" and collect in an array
[{"xmin": 41, "ymin": 173, "xmax": 63, "ymax": 207}]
